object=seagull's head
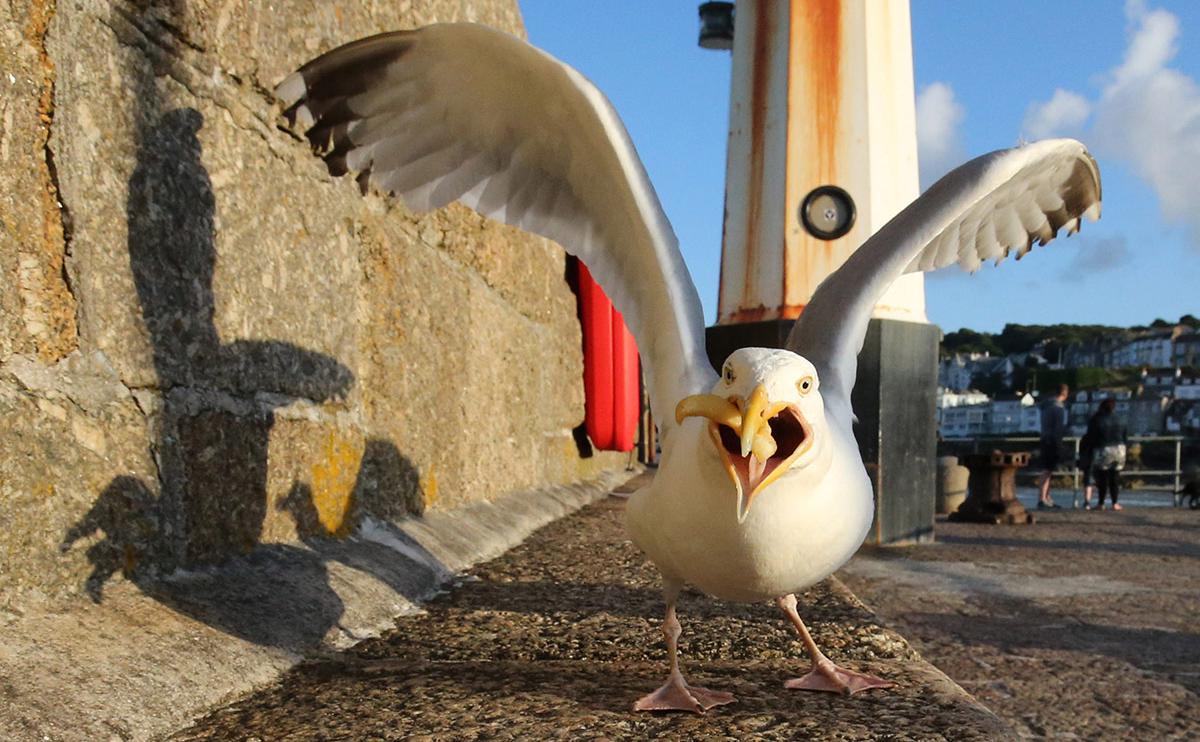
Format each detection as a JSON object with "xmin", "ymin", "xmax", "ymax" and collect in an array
[{"xmin": 675, "ymin": 348, "xmax": 826, "ymax": 523}]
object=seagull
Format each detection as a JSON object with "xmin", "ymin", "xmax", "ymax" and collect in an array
[{"xmin": 276, "ymin": 22, "xmax": 1101, "ymax": 713}]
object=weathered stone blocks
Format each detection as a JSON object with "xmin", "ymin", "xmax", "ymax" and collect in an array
[{"xmin": 2, "ymin": 0, "xmax": 626, "ymax": 609}]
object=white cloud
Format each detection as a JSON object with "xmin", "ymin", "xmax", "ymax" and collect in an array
[
  {"xmin": 1094, "ymin": 2, "xmax": 1200, "ymax": 238},
  {"xmin": 1023, "ymin": 89, "xmax": 1091, "ymax": 140},
  {"xmin": 1111, "ymin": 0, "xmax": 1178, "ymax": 87},
  {"xmin": 1023, "ymin": 2, "xmax": 1200, "ymax": 246},
  {"xmin": 915, "ymin": 82, "xmax": 965, "ymax": 189}
]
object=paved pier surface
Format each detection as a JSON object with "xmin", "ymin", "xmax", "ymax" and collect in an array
[
  {"xmin": 842, "ymin": 508, "xmax": 1200, "ymax": 740},
  {"xmin": 172, "ymin": 476, "xmax": 1007, "ymax": 741}
]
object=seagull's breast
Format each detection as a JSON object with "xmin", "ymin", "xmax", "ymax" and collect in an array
[{"xmin": 626, "ymin": 420, "xmax": 872, "ymax": 603}]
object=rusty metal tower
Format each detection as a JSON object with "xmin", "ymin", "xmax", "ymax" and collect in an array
[
  {"xmin": 703, "ymin": 0, "xmax": 939, "ymax": 545},
  {"xmin": 715, "ymin": 0, "xmax": 925, "ymax": 325}
]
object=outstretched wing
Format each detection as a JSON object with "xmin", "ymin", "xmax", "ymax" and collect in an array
[
  {"xmin": 786, "ymin": 139, "xmax": 1102, "ymax": 421},
  {"xmin": 276, "ymin": 23, "xmax": 715, "ymax": 425}
]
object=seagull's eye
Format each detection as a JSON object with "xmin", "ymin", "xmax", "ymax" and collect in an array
[
  {"xmin": 723, "ymin": 365, "xmax": 736, "ymax": 384},
  {"xmin": 797, "ymin": 376, "xmax": 815, "ymax": 394}
]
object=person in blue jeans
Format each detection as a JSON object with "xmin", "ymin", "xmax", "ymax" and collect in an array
[{"xmin": 1036, "ymin": 385, "xmax": 1070, "ymax": 510}]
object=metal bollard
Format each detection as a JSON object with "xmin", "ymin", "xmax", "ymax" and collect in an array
[{"xmin": 948, "ymin": 451, "xmax": 1036, "ymax": 525}]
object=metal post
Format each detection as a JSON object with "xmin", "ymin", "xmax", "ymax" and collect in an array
[
  {"xmin": 1175, "ymin": 437, "xmax": 1182, "ymax": 506},
  {"xmin": 1072, "ymin": 436, "xmax": 1081, "ymax": 509}
]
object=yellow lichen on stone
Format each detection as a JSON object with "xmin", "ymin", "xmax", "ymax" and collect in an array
[
  {"xmin": 421, "ymin": 465, "xmax": 439, "ymax": 508},
  {"xmin": 309, "ymin": 431, "xmax": 362, "ymax": 538}
]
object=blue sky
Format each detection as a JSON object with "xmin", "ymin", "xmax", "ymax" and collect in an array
[{"xmin": 520, "ymin": 1, "xmax": 1199, "ymax": 334}]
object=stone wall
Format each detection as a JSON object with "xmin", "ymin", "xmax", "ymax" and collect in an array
[{"xmin": 0, "ymin": 0, "xmax": 626, "ymax": 609}]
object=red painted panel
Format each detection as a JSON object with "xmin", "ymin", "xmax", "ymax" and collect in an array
[
  {"xmin": 611, "ymin": 311, "xmax": 639, "ymax": 452},
  {"xmin": 579, "ymin": 262, "xmax": 615, "ymax": 450},
  {"xmin": 577, "ymin": 262, "xmax": 640, "ymax": 452}
]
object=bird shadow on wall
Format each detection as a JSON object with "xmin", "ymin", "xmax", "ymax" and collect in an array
[{"xmin": 59, "ymin": 6, "xmax": 446, "ymax": 653}]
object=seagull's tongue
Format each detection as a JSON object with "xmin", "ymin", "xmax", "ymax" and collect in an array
[
  {"xmin": 720, "ymin": 424, "xmax": 771, "ymax": 496},
  {"xmin": 747, "ymin": 455, "xmax": 766, "ymax": 489}
]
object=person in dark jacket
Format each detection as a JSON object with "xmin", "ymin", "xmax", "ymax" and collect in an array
[
  {"xmin": 1086, "ymin": 398, "xmax": 1128, "ymax": 510},
  {"xmin": 1036, "ymin": 385, "xmax": 1070, "ymax": 509},
  {"xmin": 1077, "ymin": 425, "xmax": 1097, "ymax": 509}
]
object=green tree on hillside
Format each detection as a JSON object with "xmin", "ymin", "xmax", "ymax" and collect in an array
[
  {"xmin": 941, "ymin": 322, "xmax": 1127, "ymax": 358},
  {"xmin": 941, "ymin": 328, "xmax": 1002, "ymax": 357}
]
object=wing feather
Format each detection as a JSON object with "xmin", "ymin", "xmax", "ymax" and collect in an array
[
  {"xmin": 786, "ymin": 139, "xmax": 1101, "ymax": 421},
  {"xmin": 277, "ymin": 23, "xmax": 715, "ymax": 423}
]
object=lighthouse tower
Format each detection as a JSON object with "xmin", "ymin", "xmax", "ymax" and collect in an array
[{"xmin": 704, "ymin": 0, "xmax": 940, "ymax": 544}]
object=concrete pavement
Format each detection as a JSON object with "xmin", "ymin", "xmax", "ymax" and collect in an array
[
  {"xmin": 842, "ymin": 508, "xmax": 1200, "ymax": 740},
  {"xmin": 169, "ymin": 479, "xmax": 1008, "ymax": 741}
]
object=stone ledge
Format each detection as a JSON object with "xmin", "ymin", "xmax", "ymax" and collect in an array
[{"xmin": 0, "ymin": 467, "xmax": 639, "ymax": 742}]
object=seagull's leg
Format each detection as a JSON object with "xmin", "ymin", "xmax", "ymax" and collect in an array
[
  {"xmin": 633, "ymin": 580, "xmax": 735, "ymax": 713},
  {"xmin": 776, "ymin": 593, "xmax": 893, "ymax": 695}
]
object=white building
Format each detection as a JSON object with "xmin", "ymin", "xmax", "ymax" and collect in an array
[
  {"xmin": 939, "ymin": 403, "xmax": 989, "ymax": 438},
  {"xmin": 937, "ymin": 388, "xmax": 990, "ymax": 409},
  {"xmin": 1173, "ymin": 331, "xmax": 1200, "ymax": 367},
  {"xmin": 1142, "ymin": 367, "xmax": 1180, "ymax": 391},
  {"xmin": 938, "ymin": 353, "xmax": 993, "ymax": 392},
  {"xmin": 981, "ymin": 356, "xmax": 1017, "ymax": 389},
  {"xmin": 1142, "ymin": 367, "xmax": 1200, "ymax": 399},
  {"xmin": 989, "ymin": 393, "xmax": 1039, "ymax": 435},
  {"xmin": 937, "ymin": 391, "xmax": 1040, "ymax": 437},
  {"xmin": 1107, "ymin": 328, "xmax": 1185, "ymax": 369},
  {"xmin": 1177, "ymin": 371, "xmax": 1200, "ymax": 400},
  {"xmin": 1068, "ymin": 389, "xmax": 1135, "ymax": 435}
]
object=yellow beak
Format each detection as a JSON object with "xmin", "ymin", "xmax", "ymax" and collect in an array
[
  {"xmin": 740, "ymin": 384, "xmax": 770, "ymax": 458},
  {"xmin": 676, "ymin": 384, "xmax": 808, "ymax": 522}
]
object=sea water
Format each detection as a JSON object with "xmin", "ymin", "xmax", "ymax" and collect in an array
[{"xmin": 1015, "ymin": 486, "xmax": 1178, "ymax": 509}]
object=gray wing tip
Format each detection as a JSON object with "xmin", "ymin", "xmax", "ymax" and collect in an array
[
  {"xmin": 275, "ymin": 72, "xmax": 308, "ymax": 108},
  {"xmin": 1081, "ymin": 148, "xmax": 1103, "ymax": 208}
]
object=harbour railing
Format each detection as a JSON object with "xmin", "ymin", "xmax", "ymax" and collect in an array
[{"xmin": 940, "ymin": 435, "xmax": 1196, "ymax": 506}]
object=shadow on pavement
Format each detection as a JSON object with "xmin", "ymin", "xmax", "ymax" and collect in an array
[
  {"xmin": 901, "ymin": 593, "xmax": 1200, "ymax": 696},
  {"xmin": 936, "ymin": 532, "xmax": 1200, "ymax": 560}
]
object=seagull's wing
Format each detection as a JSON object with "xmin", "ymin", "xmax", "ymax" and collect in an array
[
  {"xmin": 785, "ymin": 139, "xmax": 1101, "ymax": 421},
  {"xmin": 275, "ymin": 23, "xmax": 714, "ymax": 426}
]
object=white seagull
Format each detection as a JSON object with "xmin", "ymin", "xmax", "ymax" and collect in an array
[{"xmin": 277, "ymin": 23, "xmax": 1101, "ymax": 713}]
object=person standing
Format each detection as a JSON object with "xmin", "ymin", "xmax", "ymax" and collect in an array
[
  {"xmin": 1086, "ymin": 398, "xmax": 1128, "ymax": 510},
  {"xmin": 1077, "ymin": 423, "xmax": 1097, "ymax": 509},
  {"xmin": 1036, "ymin": 384, "xmax": 1070, "ymax": 510}
]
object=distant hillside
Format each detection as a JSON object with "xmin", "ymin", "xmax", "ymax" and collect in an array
[{"xmin": 941, "ymin": 315, "xmax": 1199, "ymax": 359}]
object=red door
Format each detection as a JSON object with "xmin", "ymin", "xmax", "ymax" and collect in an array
[{"xmin": 577, "ymin": 262, "xmax": 640, "ymax": 452}]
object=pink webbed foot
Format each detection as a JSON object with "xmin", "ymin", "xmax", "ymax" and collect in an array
[
  {"xmin": 784, "ymin": 658, "xmax": 894, "ymax": 696},
  {"xmin": 634, "ymin": 676, "xmax": 735, "ymax": 713}
]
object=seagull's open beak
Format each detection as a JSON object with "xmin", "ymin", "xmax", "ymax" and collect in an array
[{"xmin": 676, "ymin": 384, "xmax": 813, "ymax": 523}]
